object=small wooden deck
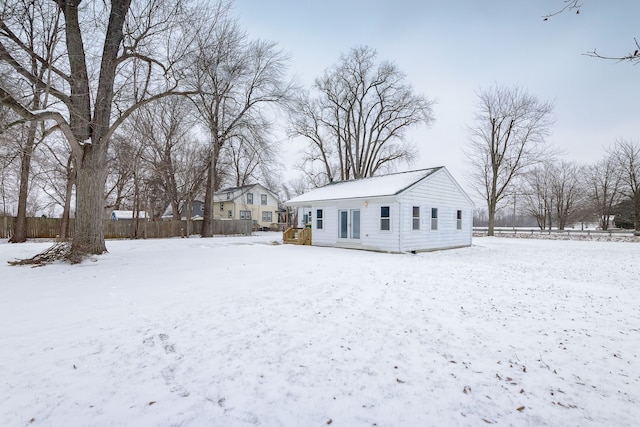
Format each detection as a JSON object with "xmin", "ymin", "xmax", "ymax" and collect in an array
[{"xmin": 283, "ymin": 227, "xmax": 311, "ymax": 245}]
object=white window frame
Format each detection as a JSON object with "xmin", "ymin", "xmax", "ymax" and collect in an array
[
  {"xmin": 412, "ymin": 206, "xmax": 420, "ymax": 230},
  {"xmin": 220, "ymin": 202, "xmax": 224, "ymax": 211},
  {"xmin": 431, "ymin": 208, "xmax": 438, "ymax": 230},
  {"xmin": 316, "ymin": 209, "xmax": 323, "ymax": 230},
  {"xmin": 457, "ymin": 210, "xmax": 462, "ymax": 230},
  {"xmin": 262, "ymin": 211, "xmax": 272, "ymax": 222},
  {"xmin": 261, "ymin": 194, "xmax": 267, "ymax": 205},
  {"xmin": 240, "ymin": 210, "xmax": 251, "ymax": 220},
  {"xmin": 247, "ymin": 193, "xmax": 253, "ymax": 204}
]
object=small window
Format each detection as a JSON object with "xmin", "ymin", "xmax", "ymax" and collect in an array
[
  {"xmin": 457, "ymin": 210, "xmax": 462, "ymax": 230},
  {"xmin": 262, "ymin": 211, "xmax": 272, "ymax": 222},
  {"xmin": 228, "ymin": 210, "xmax": 233, "ymax": 218},
  {"xmin": 261, "ymin": 194, "xmax": 267, "ymax": 205},
  {"xmin": 247, "ymin": 193, "xmax": 253, "ymax": 204},
  {"xmin": 240, "ymin": 210, "xmax": 251, "ymax": 220},
  {"xmin": 431, "ymin": 208, "xmax": 438, "ymax": 230},
  {"xmin": 226, "ymin": 192, "xmax": 231, "ymax": 200},
  {"xmin": 412, "ymin": 206, "xmax": 420, "ymax": 230},
  {"xmin": 380, "ymin": 206, "xmax": 390, "ymax": 231},
  {"xmin": 316, "ymin": 209, "xmax": 323, "ymax": 230},
  {"xmin": 220, "ymin": 202, "xmax": 224, "ymax": 211}
]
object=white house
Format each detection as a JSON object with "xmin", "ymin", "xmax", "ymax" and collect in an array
[{"xmin": 285, "ymin": 167, "xmax": 474, "ymax": 253}]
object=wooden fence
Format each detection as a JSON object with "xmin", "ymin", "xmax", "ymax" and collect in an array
[{"xmin": 0, "ymin": 216, "xmax": 252, "ymax": 240}]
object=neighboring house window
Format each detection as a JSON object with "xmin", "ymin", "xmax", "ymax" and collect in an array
[
  {"xmin": 240, "ymin": 210, "xmax": 251, "ymax": 220},
  {"xmin": 412, "ymin": 206, "xmax": 420, "ymax": 230},
  {"xmin": 247, "ymin": 193, "xmax": 253, "ymax": 204},
  {"xmin": 261, "ymin": 194, "xmax": 267, "ymax": 205},
  {"xmin": 226, "ymin": 192, "xmax": 231, "ymax": 200},
  {"xmin": 457, "ymin": 210, "xmax": 462, "ymax": 230},
  {"xmin": 380, "ymin": 206, "xmax": 390, "ymax": 231},
  {"xmin": 431, "ymin": 208, "xmax": 438, "ymax": 230},
  {"xmin": 228, "ymin": 210, "xmax": 232, "ymax": 218},
  {"xmin": 303, "ymin": 213, "xmax": 309, "ymax": 225},
  {"xmin": 220, "ymin": 202, "xmax": 224, "ymax": 211},
  {"xmin": 262, "ymin": 211, "xmax": 272, "ymax": 222},
  {"xmin": 316, "ymin": 209, "xmax": 323, "ymax": 229}
]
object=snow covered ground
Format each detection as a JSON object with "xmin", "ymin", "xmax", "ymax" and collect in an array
[{"xmin": 0, "ymin": 235, "xmax": 638, "ymax": 426}]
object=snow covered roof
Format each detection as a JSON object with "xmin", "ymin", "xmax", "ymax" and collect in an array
[
  {"xmin": 213, "ymin": 183, "xmax": 279, "ymax": 203},
  {"xmin": 286, "ymin": 167, "xmax": 443, "ymax": 205}
]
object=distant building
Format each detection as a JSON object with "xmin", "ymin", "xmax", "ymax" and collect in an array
[
  {"xmin": 213, "ymin": 183, "xmax": 281, "ymax": 230},
  {"xmin": 162, "ymin": 200, "xmax": 205, "ymax": 220},
  {"xmin": 111, "ymin": 210, "xmax": 149, "ymax": 220}
]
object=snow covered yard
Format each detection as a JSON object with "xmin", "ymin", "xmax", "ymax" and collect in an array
[{"xmin": 0, "ymin": 235, "xmax": 638, "ymax": 427}]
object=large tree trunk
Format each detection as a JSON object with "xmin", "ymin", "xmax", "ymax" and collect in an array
[
  {"xmin": 487, "ymin": 199, "xmax": 496, "ymax": 236},
  {"xmin": 201, "ymin": 156, "xmax": 214, "ymax": 237},
  {"xmin": 71, "ymin": 146, "xmax": 108, "ymax": 257},
  {"xmin": 9, "ymin": 122, "xmax": 38, "ymax": 243}
]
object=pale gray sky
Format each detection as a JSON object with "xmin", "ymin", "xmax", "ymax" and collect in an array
[{"xmin": 232, "ymin": 0, "xmax": 640, "ymax": 193}]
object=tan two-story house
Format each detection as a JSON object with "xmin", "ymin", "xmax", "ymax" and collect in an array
[{"xmin": 213, "ymin": 183, "xmax": 281, "ymax": 229}]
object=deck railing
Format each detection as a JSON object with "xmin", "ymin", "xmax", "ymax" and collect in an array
[{"xmin": 283, "ymin": 227, "xmax": 311, "ymax": 245}]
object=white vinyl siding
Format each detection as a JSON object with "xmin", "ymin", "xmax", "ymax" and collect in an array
[{"xmin": 396, "ymin": 169, "xmax": 473, "ymax": 252}]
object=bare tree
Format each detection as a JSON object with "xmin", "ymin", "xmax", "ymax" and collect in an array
[
  {"xmin": 188, "ymin": 2, "xmax": 294, "ymax": 237},
  {"xmin": 2, "ymin": 1, "xmax": 61, "ymax": 243},
  {"xmin": 551, "ymin": 161, "xmax": 583, "ymax": 230},
  {"xmin": 543, "ymin": 1, "xmax": 640, "ymax": 64},
  {"xmin": 0, "ymin": 0, "xmax": 204, "ymax": 261},
  {"xmin": 465, "ymin": 84, "xmax": 555, "ymax": 236},
  {"xmin": 122, "ymin": 97, "xmax": 207, "ymax": 220},
  {"xmin": 290, "ymin": 46, "xmax": 435, "ymax": 184},
  {"xmin": 585, "ymin": 154, "xmax": 622, "ymax": 231},
  {"xmin": 611, "ymin": 139, "xmax": 640, "ymax": 234},
  {"xmin": 522, "ymin": 165, "xmax": 554, "ymax": 230},
  {"xmin": 35, "ymin": 135, "xmax": 75, "ymax": 239}
]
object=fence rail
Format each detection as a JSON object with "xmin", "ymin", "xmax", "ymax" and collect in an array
[
  {"xmin": 473, "ymin": 227, "xmax": 638, "ymax": 237},
  {"xmin": 0, "ymin": 217, "xmax": 252, "ymax": 240}
]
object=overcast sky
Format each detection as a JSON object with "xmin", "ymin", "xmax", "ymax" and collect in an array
[{"xmin": 232, "ymin": 0, "xmax": 640, "ymax": 194}]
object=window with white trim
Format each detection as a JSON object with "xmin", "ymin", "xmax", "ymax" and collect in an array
[
  {"xmin": 247, "ymin": 193, "xmax": 253, "ymax": 204},
  {"xmin": 220, "ymin": 202, "xmax": 224, "ymax": 211},
  {"xmin": 240, "ymin": 210, "xmax": 251, "ymax": 220},
  {"xmin": 412, "ymin": 206, "xmax": 420, "ymax": 230},
  {"xmin": 261, "ymin": 194, "xmax": 267, "ymax": 205},
  {"xmin": 316, "ymin": 209, "xmax": 323, "ymax": 229},
  {"xmin": 457, "ymin": 210, "xmax": 462, "ymax": 230},
  {"xmin": 262, "ymin": 211, "xmax": 272, "ymax": 222},
  {"xmin": 228, "ymin": 210, "xmax": 233, "ymax": 218},
  {"xmin": 380, "ymin": 206, "xmax": 390, "ymax": 231},
  {"xmin": 431, "ymin": 208, "xmax": 438, "ymax": 230}
]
